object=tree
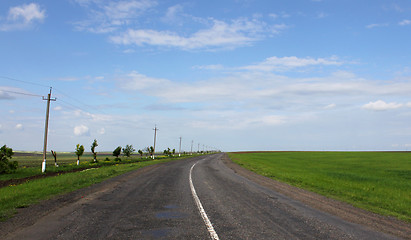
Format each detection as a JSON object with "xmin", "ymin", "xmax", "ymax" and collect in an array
[
  {"xmin": 0, "ymin": 145, "xmax": 18, "ymax": 174},
  {"xmin": 91, "ymin": 139, "xmax": 98, "ymax": 162},
  {"xmin": 75, "ymin": 144, "xmax": 85, "ymax": 165},
  {"xmin": 149, "ymin": 146, "xmax": 155, "ymax": 158},
  {"xmin": 172, "ymin": 149, "xmax": 176, "ymax": 155},
  {"xmin": 123, "ymin": 145, "xmax": 135, "ymax": 157},
  {"xmin": 163, "ymin": 148, "xmax": 171, "ymax": 156},
  {"xmin": 138, "ymin": 149, "xmax": 143, "ymax": 158},
  {"xmin": 113, "ymin": 146, "xmax": 122, "ymax": 159},
  {"xmin": 51, "ymin": 150, "xmax": 58, "ymax": 167}
]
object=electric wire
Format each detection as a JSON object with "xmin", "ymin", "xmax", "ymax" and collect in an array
[
  {"xmin": 53, "ymin": 88, "xmax": 107, "ymax": 115},
  {"xmin": 57, "ymin": 98, "xmax": 93, "ymax": 114},
  {"xmin": 0, "ymin": 89, "xmax": 43, "ymax": 98},
  {"xmin": 0, "ymin": 75, "xmax": 105, "ymax": 115},
  {"xmin": 1, "ymin": 75, "xmax": 154, "ymax": 131},
  {"xmin": 0, "ymin": 76, "xmax": 51, "ymax": 88}
]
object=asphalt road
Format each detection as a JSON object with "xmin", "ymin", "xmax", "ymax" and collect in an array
[{"xmin": 4, "ymin": 153, "xmax": 399, "ymax": 239}]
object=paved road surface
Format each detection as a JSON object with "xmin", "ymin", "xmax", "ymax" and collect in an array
[{"xmin": 4, "ymin": 154, "xmax": 399, "ymax": 239}]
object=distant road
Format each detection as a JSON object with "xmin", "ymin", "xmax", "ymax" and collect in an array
[{"xmin": 3, "ymin": 154, "xmax": 401, "ymax": 239}]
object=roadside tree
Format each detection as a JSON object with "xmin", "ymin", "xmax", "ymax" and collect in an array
[
  {"xmin": 149, "ymin": 146, "xmax": 155, "ymax": 158},
  {"xmin": 123, "ymin": 145, "xmax": 135, "ymax": 157},
  {"xmin": 75, "ymin": 144, "xmax": 85, "ymax": 165},
  {"xmin": 91, "ymin": 139, "xmax": 98, "ymax": 162},
  {"xmin": 0, "ymin": 145, "xmax": 18, "ymax": 174},
  {"xmin": 164, "ymin": 148, "xmax": 171, "ymax": 156},
  {"xmin": 51, "ymin": 150, "xmax": 58, "ymax": 167},
  {"xmin": 113, "ymin": 146, "xmax": 122, "ymax": 160}
]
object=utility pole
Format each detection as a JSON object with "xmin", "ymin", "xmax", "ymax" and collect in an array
[
  {"xmin": 42, "ymin": 87, "xmax": 56, "ymax": 173},
  {"xmin": 179, "ymin": 136, "xmax": 182, "ymax": 157},
  {"xmin": 191, "ymin": 140, "xmax": 193, "ymax": 155},
  {"xmin": 198, "ymin": 143, "xmax": 200, "ymax": 153},
  {"xmin": 153, "ymin": 125, "xmax": 158, "ymax": 159}
]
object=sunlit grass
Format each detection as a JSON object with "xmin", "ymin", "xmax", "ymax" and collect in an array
[{"xmin": 228, "ymin": 151, "xmax": 411, "ymax": 222}]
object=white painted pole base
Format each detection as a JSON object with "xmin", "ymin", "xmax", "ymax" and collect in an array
[
  {"xmin": 77, "ymin": 160, "xmax": 79, "ymax": 165},
  {"xmin": 42, "ymin": 160, "xmax": 46, "ymax": 173}
]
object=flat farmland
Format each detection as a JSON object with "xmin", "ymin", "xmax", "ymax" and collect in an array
[{"xmin": 228, "ymin": 151, "xmax": 411, "ymax": 222}]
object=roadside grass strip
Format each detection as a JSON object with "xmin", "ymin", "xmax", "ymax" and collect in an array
[
  {"xmin": 0, "ymin": 158, "xmax": 181, "ymax": 221},
  {"xmin": 228, "ymin": 152, "xmax": 411, "ymax": 223}
]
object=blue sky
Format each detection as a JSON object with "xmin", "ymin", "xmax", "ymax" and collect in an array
[{"xmin": 1, "ymin": 0, "xmax": 411, "ymax": 152}]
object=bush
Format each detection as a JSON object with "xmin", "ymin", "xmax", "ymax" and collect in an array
[
  {"xmin": 0, "ymin": 145, "xmax": 18, "ymax": 174},
  {"xmin": 114, "ymin": 157, "xmax": 121, "ymax": 162}
]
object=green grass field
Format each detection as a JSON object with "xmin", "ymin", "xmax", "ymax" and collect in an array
[{"xmin": 228, "ymin": 151, "xmax": 411, "ymax": 222}]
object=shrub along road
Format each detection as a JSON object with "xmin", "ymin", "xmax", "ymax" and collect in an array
[{"xmin": 1, "ymin": 153, "xmax": 407, "ymax": 239}]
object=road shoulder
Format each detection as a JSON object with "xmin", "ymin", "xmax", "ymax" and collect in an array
[{"xmin": 0, "ymin": 163, "xmax": 163, "ymax": 238}]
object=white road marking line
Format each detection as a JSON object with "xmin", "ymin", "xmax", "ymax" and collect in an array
[{"xmin": 189, "ymin": 162, "xmax": 220, "ymax": 240}]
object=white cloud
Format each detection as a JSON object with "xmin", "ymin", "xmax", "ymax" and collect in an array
[
  {"xmin": 74, "ymin": 125, "xmax": 90, "ymax": 136},
  {"xmin": 0, "ymin": 90, "xmax": 14, "ymax": 100},
  {"xmin": 98, "ymin": 127, "xmax": 105, "ymax": 134},
  {"xmin": 117, "ymin": 66, "xmax": 411, "ymax": 108},
  {"xmin": 0, "ymin": 3, "xmax": 46, "ymax": 31},
  {"xmin": 192, "ymin": 64, "xmax": 224, "ymax": 70},
  {"xmin": 57, "ymin": 77, "xmax": 80, "ymax": 81},
  {"xmin": 188, "ymin": 113, "xmax": 288, "ymax": 130},
  {"xmin": 110, "ymin": 18, "xmax": 282, "ymax": 50},
  {"xmin": 366, "ymin": 23, "xmax": 389, "ymax": 29},
  {"xmin": 362, "ymin": 100, "xmax": 403, "ymax": 111},
  {"xmin": 406, "ymin": 102, "xmax": 411, "ymax": 107},
  {"xmin": 162, "ymin": 4, "xmax": 184, "ymax": 24},
  {"xmin": 316, "ymin": 12, "xmax": 328, "ymax": 18},
  {"xmin": 73, "ymin": 0, "xmax": 157, "ymax": 33},
  {"xmin": 54, "ymin": 106, "xmax": 62, "ymax": 111},
  {"xmin": 324, "ymin": 103, "xmax": 336, "ymax": 109},
  {"xmin": 399, "ymin": 19, "xmax": 411, "ymax": 26},
  {"xmin": 240, "ymin": 56, "xmax": 343, "ymax": 72},
  {"xmin": 118, "ymin": 71, "xmax": 171, "ymax": 90},
  {"xmin": 15, "ymin": 123, "xmax": 23, "ymax": 130}
]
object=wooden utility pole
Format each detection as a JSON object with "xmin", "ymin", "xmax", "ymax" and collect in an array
[
  {"xmin": 191, "ymin": 140, "xmax": 193, "ymax": 155},
  {"xmin": 153, "ymin": 125, "xmax": 158, "ymax": 159},
  {"xmin": 42, "ymin": 88, "xmax": 56, "ymax": 173}
]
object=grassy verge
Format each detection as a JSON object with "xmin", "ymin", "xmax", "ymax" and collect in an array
[
  {"xmin": 228, "ymin": 151, "xmax": 411, "ymax": 222},
  {"xmin": 0, "ymin": 153, "xmax": 174, "ymax": 181},
  {"xmin": 0, "ymin": 156, "xmax": 187, "ymax": 221}
]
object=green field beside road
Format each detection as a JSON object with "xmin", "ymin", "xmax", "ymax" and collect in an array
[{"xmin": 228, "ymin": 151, "xmax": 411, "ymax": 222}]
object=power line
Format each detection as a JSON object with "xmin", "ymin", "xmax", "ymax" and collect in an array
[
  {"xmin": 57, "ymin": 98, "xmax": 93, "ymax": 114},
  {"xmin": 53, "ymin": 88, "xmax": 107, "ymax": 115},
  {"xmin": 0, "ymin": 76, "xmax": 105, "ymax": 115},
  {"xmin": 0, "ymin": 89, "xmax": 43, "ymax": 98},
  {"xmin": 0, "ymin": 76, "xmax": 51, "ymax": 88}
]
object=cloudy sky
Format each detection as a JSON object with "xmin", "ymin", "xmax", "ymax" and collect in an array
[{"xmin": 1, "ymin": 0, "xmax": 411, "ymax": 152}]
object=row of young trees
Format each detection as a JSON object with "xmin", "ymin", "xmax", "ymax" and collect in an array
[{"xmin": 74, "ymin": 139, "xmax": 162, "ymax": 165}]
